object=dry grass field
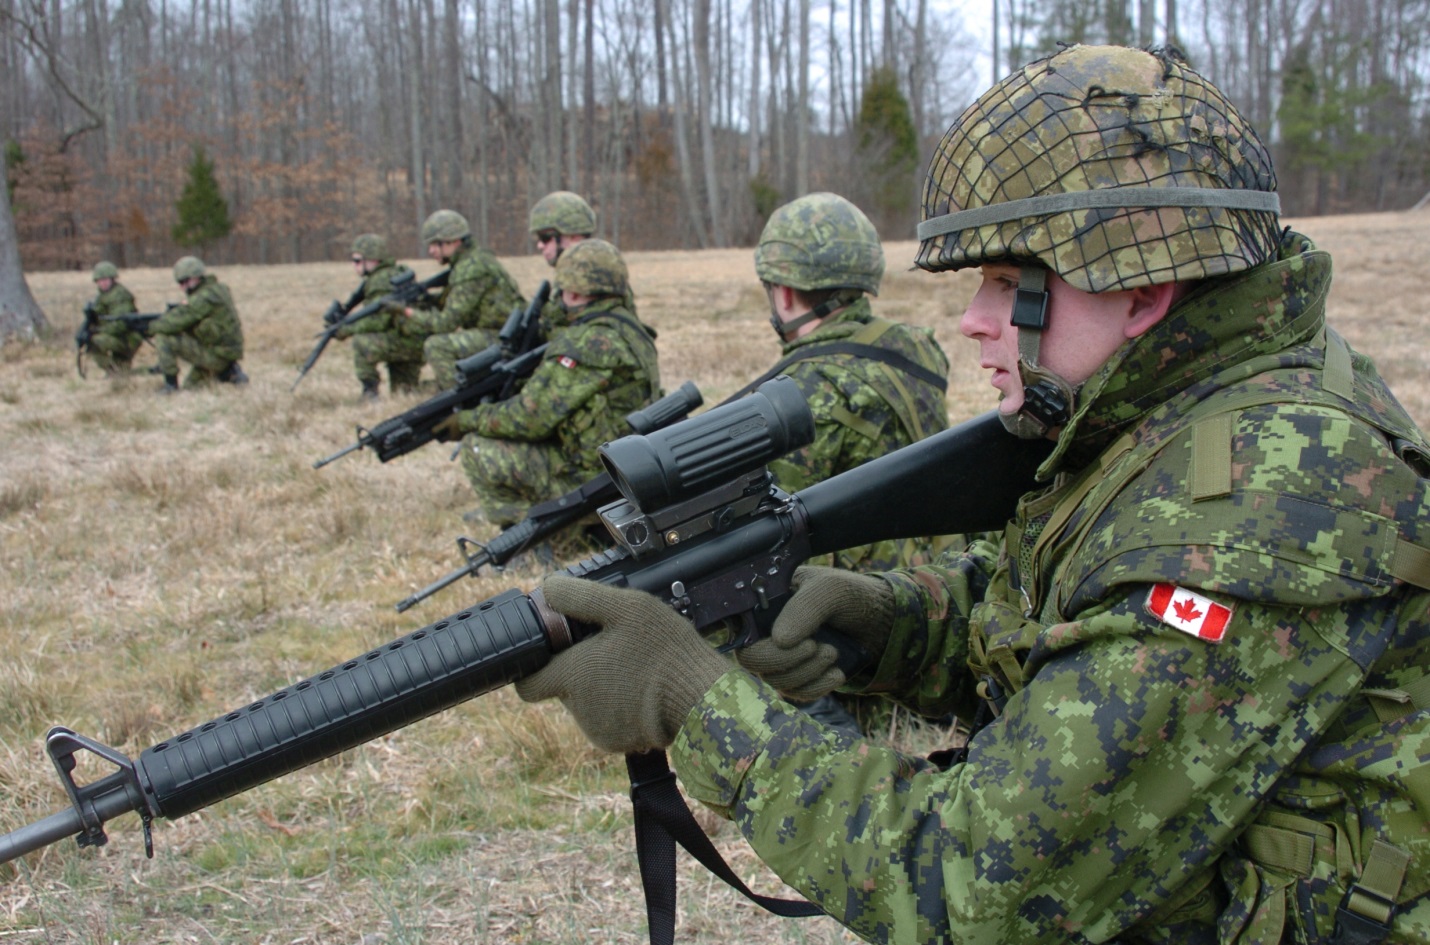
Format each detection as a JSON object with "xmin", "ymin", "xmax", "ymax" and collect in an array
[{"xmin": 2, "ymin": 211, "xmax": 1428, "ymax": 944}]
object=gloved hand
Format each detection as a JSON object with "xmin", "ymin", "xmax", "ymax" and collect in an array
[
  {"xmin": 515, "ymin": 574, "xmax": 733, "ymax": 754},
  {"xmin": 431, "ymin": 413, "xmax": 466, "ymax": 442},
  {"xmin": 735, "ymin": 566, "xmax": 896, "ymax": 699},
  {"xmin": 322, "ymin": 305, "xmax": 342, "ymax": 327}
]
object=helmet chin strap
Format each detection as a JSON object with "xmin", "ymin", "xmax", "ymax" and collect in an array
[
  {"xmin": 1001, "ymin": 266, "xmax": 1077, "ymax": 440},
  {"xmin": 767, "ymin": 292, "xmax": 844, "ymax": 342}
]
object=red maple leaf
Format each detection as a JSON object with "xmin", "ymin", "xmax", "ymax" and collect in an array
[{"xmin": 1173, "ymin": 597, "xmax": 1203, "ymax": 622}]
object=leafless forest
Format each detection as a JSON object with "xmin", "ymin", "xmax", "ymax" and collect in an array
[{"xmin": 4, "ymin": 0, "xmax": 1430, "ymax": 274}]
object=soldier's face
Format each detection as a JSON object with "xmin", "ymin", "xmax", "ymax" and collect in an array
[
  {"xmin": 961, "ymin": 263, "xmax": 1169, "ymax": 417},
  {"xmin": 96, "ymin": 277, "xmax": 115, "ymax": 292},
  {"xmin": 428, "ymin": 240, "xmax": 460, "ymax": 263}
]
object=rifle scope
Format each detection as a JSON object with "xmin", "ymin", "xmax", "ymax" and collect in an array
[{"xmin": 599, "ymin": 375, "xmax": 812, "ymax": 512}]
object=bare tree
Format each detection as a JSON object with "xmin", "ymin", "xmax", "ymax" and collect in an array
[{"xmin": 0, "ymin": 183, "xmax": 49, "ymax": 341}]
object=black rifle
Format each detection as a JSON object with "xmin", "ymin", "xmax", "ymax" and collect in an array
[
  {"xmin": 100, "ymin": 311, "xmax": 165, "ymax": 335},
  {"xmin": 291, "ymin": 269, "xmax": 450, "ymax": 392},
  {"xmin": 0, "ymin": 377, "xmax": 1050, "ymax": 869},
  {"xmin": 311, "ymin": 281, "xmax": 551, "ymax": 469},
  {"xmin": 394, "ymin": 379, "xmax": 705, "ymax": 613},
  {"xmin": 74, "ymin": 303, "xmax": 100, "ymax": 377}
]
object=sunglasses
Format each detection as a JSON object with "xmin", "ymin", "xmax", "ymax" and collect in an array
[
  {"xmin": 535, "ymin": 232, "xmax": 560, "ymax": 245},
  {"xmin": 351, "ymin": 256, "xmax": 365, "ymax": 263}
]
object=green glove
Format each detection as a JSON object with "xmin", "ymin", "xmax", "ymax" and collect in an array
[
  {"xmin": 514, "ymin": 574, "xmax": 734, "ymax": 754},
  {"xmin": 735, "ymin": 565, "xmax": 895, "ymax": 699},
  {"xmin": 431, "ymin": 412, "xmax": 465, "ymax": 442}
]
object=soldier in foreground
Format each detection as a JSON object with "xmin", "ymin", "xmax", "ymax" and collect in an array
[
  {"xmin": 516, "ymin": 45, "xmax": 1430, "ymax": 941},
  {"xmin": 340, "ymin": 234, "xmax": 420, "ymax": 400},
  {"xmin": 152, "ymin": 256, "xmax": 247, "ymax": 392},
  {"xmin": 404, "ymin": 209, "xmax": 525, "ymax": 389},
  {"xmin": 434, "ymin": 239, "xmax": 661, "ymax": 531},
  {"xmin": 82, "ymin": 261, "xmax": 145, "ymax": 375}
]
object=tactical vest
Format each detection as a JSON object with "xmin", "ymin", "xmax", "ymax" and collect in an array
[{"xmin": 965, "ymin": 328, "xmax": 1430, "ymax": 943}]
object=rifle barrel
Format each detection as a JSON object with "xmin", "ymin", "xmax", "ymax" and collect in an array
[{"xmin": 312, "ymin": 441, "xmax": 364, "ymax": 469}]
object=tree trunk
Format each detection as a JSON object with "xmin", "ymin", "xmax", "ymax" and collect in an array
[{"xmin": 0, "ymin": 186, "xmax": 50, "ymax": 342}]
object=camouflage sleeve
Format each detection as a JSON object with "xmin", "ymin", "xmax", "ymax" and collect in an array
[
  {"xmin": 458, "ymin": 329, "xmax": 613, "ymax": 441},
  {"xmin": 409, "ymin": 258, "xmax": 515, "ymax": 336},
  {"xmin": 150, "ymin": 295, "xmax": 209, "ymax": 335},
  {"xmin": 671, "ymin": 585, "xmax": 1373, "ymax": 942}
]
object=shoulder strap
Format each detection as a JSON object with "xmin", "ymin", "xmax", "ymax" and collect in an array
[
  {"xmin": 626, "ymin": 750, "xmax": 823, "ymax": 945},
  {"xmin": 720, "ymin": 334, "xmax": 948, "ymax": 407}
]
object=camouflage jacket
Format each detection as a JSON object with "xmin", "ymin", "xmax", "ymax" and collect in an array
[
  {"xmin": 149, "ymin": 275, "xmax": 244, "ymax": 358},
  {"xmin": 407, "ymin": 243, "xmax": 523, "ymax": 338},
  {"xmin": 671, "ymin": 231, "xmax": 1430, "ymax": 943},
  {"xmin": 765, "ymin": 298, "xmax": 951, "ymax": 570},
  {"xmin": 456, "ymin": 296, "xmax": 661, "ymax": 478},
  {"xmin": 90, "ymin": 283, "xmax": 140, "ymax": 344},
  {"xmin": 337, "ymin": 259, "xmax": 411, "ymax": 339}
]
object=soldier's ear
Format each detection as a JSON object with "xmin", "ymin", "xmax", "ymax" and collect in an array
[{"xmin": 1123, "ymin": 282, "xmax": 1182, "ymax": 340}]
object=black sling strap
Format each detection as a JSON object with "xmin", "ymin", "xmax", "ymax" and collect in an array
[
  {"xmin": 626, "ymin": 750, "xmax": 824, "ymax": 945},
  {"xmin": 719, "ymin": 340, "xmax": 948, "ymax": 406}
]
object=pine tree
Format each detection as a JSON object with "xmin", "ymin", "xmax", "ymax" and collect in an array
[
  {"xmin": 854, "ymin": 67, "xmax": 920, "ymax": 229},
  {"xmin": 172, "ymin": 146, "xmax": 233, "ymax": 250}
]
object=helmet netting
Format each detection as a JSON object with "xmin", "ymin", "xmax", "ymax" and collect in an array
[{"xmin": 916, "ymin": 45, "xmax": 1281, "ymax": 292}]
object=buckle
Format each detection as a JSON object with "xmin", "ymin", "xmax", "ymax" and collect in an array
[{"xmin": 1330, "ymin": 885, "xmax": 1396, "ymax": 945}]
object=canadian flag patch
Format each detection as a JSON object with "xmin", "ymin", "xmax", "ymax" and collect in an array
[
  {"xmin": 558, "ymin": 355, "xmax": 578, "ymax": 368},
  {"xmin": 1146, "ymin": 584, "xmax": 1232, "ymax": 643}
]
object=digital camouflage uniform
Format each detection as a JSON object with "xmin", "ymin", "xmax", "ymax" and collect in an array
[
  {"xmin": 767, "ymin": 298, "xmax": 950, "ymax": 571},
  {"xmin": 673, "ymin": 227, "xmax": 1430, "ymax": 945},
  {"xmin": 151, "ymin": 273, "xmax": 244, "ymax": 386},
  {"xmin": 455, "ymin": 295, "xmax": 661, "ymax": 526},
  {"xmin": 342, "ymin": 258, "xmax": 423, "ymax": 391},
  {"xmin": 86, "ymin": 281, "xmax": 144, "ymax": 374},
  {"xmin": 668, "ymin": 47, "xmax": 1430, "ymax": 943},
  {"xmin": 409, "ymin": 243, "xmax": 525, "ymax": 388}
]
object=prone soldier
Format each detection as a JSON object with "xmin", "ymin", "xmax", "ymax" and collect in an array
[
  {"xmin": 404, "ymin": 209, "xmax": 525, "ymax": 389},
  {"xmin": 517, "ymin": 44, "xmax": 1430, "ymax": 943},
  {"xmin": 152, "ymin": 256, "xmax": 247, "ymax": 392}
]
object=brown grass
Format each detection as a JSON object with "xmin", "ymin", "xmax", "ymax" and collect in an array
[{"xmin": 1, "ymin": 211, "xmax": 1428, "ymax": 943}]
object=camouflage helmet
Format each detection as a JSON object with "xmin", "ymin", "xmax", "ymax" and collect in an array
[
  {"xmin": 351, "ymin": 233, "xmax": 388, "ymax": 260},
  {"xmin": 420, "ymin": 209, "xmax": 471, "ymax": 244},
  {"xmin": 553, "ymin": 238, "xmax": 628, "ymax": 298},
  {"xmin": 915, "ymin": 45, "xmax": 1282, "ymax": 293},
  {"xmin": 529, "ymin": 191, "xmax": 597, "ymax": 236},
  {"xmin": 173, "ymin": 255, "xmax": 206, "ymax": 281},
  {"xmin": 755, "ymin": 192, "xmax": 884, "ymax": 296},
  {"xmin": 92, "ymin": 261, "xmax": 119, "ymax": 281}
]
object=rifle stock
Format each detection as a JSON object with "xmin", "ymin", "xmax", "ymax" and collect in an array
[{"xmin": 1, "ymin": 379, "xmax": 1050, "ymax": 866}]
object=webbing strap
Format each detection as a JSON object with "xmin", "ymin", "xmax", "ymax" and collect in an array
[
  {"xmin": 1390, "ymin": 537, "xmax": 1430, "ymax": 591},
  {"xmin": 1350, "ymin": 841, "xmax": 1412, "ymax": 924},
  {"xmin": 626, "ymin": 750, "xmax": 822, "ymax": 945},
  {"xmin": 1364, "ymin": 672, "xmax": 1430, "ymax": 723},
  {"xmin": 1190, "ymin": 414, "xmax": 1235, "ymax": 501},
  {"xmin": 719, "ymin": 335, "xmax": 947, "ymax": 406}
]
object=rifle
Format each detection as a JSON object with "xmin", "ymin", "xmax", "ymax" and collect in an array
[
  {"xmin": 311, "ymin": 282, "xmax": 550, "ymax": 469},
  {"xmin": 394, "ymin": 379, "xmax": 704, "ymax": 613},
  {"xmin": 100, "ymin": 312, "xmax": 165, "ymax": 335},
  {"xmin": 291, "ymin": 269, "xmax": 449, "ymax": 392},
  {"xmin": 0, "ymin": 377, "xmax": 1050, "ymax": 869},
  {"xmin": 74, "ymin": 303, "xmax": 100, "ymax": 377}
]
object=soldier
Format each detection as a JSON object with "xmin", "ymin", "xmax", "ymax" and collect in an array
[
  {"xmin": 404, "ymin": 209, "xmax": 525, "ymax": 389},
  {"xmin": 750, "ymin": 191, "xmax": 952, "ymax": 736},
  {"xmin": 151, "ymin": 256, "xmax": 246, "ymax": 392},
  {"xmin": 338, "ymin": 233, "xmax": 420, "ymax": 400},
  {"xmin": 515, "ymin": 45, "xmax": 1430, "ymax": 942},
  {"xmin": 754, "ymin": 192, "xmax": 951, "ymax": 573},
  {"xmin": 527, "ymin": 190, "xmax": 598, "ymax": 334},
  {"xmin": 82, "ymin": 261, "xmax": 145, "ymax": 375},
  {"xmin": 432, "ymin": 238, "xmax": 661, "ymax": 530}
]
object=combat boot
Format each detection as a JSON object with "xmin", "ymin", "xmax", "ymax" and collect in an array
[
  {"xmin": 218, "ymin": 362, "xmax": 249, "ymax": 385},
  {"xmin": 158, "ymin": 375, "xmax": 180, "ymax": 394},
  {"xmin": 361, "ymin": 379, "xmax": 380, "ymax": 402}
]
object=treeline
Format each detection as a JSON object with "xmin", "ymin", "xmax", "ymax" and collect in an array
[{"xmin": 4, "ymin": 0, "xmax": 1429, "ymax": 271}]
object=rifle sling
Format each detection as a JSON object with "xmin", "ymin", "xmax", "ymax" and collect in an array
[
  {"xmin": 626, "ymin": 750, "xmax": 822, "ymax": 945},
  {"xmin": 720, "ymin": 340, "xmax": 948, "ymax": 406}
]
